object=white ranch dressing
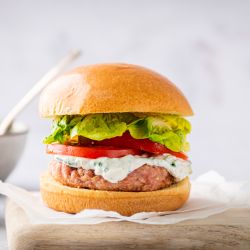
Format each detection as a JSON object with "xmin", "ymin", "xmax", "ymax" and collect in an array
[{"xmin": 54, "ymin": 154, "xmax": 192, "ymax": 183}]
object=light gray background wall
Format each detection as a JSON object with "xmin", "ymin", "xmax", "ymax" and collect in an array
[{"xmin": 1, "ymin": 0, "xmax": 250, "ymax": 188}]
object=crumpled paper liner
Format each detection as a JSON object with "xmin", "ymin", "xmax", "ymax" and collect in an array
[{"xmin": 0, "ymin": 171, "xmax": 249, "ymax": 225}]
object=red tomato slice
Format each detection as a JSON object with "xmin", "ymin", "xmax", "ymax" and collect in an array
[
  {"xmin": 46, "ymin": 144, "xmax": 142, "ymax": 159},
  {"xmin": 94, "ymin": 132, "xmax": 188, "ymax": 160}
]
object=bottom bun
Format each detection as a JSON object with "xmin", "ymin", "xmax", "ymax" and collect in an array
[{"xmin": 40, "ymin": 171, "xmax": 191, "ymax": 216}]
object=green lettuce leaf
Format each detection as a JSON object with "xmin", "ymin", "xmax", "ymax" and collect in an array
[
  {"xmin": 43, "ymin": 116, "xmax": 82, "ymax": 144},
  {"xmin": 128, "ymin": 115, "xmax": 191, "ymax": 152},
  {"xmin": 43, "ymin": 113, "xmax": 191, "ymax": 152},
  {"xmin": 70, "ymin": 113, "xmax": 135, "ymax": 141}
]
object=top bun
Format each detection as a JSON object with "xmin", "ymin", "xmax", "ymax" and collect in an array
[{"xmin": 39, "ymin": 63, "xmax": 193, "ymax": 117}]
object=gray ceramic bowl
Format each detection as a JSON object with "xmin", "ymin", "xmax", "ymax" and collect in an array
[{"xmin": 0, "ymin": 121, "xmax": 28, "ymax": 180}]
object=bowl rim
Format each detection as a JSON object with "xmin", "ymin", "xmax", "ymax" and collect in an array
[{"xmin": 0, "ymin": 121, "xmax": 29, "ymax": 137}]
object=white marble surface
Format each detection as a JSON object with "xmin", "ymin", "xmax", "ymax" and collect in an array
[{"xmin": 0, "ymin": 0, "xmax": 250, "ymax": 246}]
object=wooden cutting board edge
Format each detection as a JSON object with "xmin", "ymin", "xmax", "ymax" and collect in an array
[{"xmin": 5, "ymin": 199, "xmax": 250, "ymax": 250}]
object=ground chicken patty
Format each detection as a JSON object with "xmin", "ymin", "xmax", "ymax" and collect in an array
[{"xmin": 49, "ymin": 160, "xmax": 175, "ymax": 192}]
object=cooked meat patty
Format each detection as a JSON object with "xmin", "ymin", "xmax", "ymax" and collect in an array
[{"xmin": 49, "ymin": 160, "xmax": 175, "ymax": 192}]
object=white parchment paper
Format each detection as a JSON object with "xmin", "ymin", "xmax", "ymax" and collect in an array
[{"xmin": 0, "ymin": 171, "xmax": 249, "ymax": 225}]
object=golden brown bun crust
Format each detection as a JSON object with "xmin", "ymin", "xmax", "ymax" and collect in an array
[
  {"xmin": 39, "ymin": 63, "xmax": 193, "ymax": 117},
  {"xmin": 40, "ymin": 171, "xmax": 191, "ymax": 216}
]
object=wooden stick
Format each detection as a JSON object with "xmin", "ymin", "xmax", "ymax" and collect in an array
[{"xmin": 0, "ymin": 50, "xmax": 81, "ymax": 136}]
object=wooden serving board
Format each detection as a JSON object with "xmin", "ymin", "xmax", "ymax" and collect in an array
[{"xmin": 5, "ymin": 199, "xmax": 250, "ymax": 250}]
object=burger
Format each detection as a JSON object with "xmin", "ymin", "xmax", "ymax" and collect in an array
[{"xmin": 39, "ymin": 63, "xmax": 193, "ymax": 216}]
